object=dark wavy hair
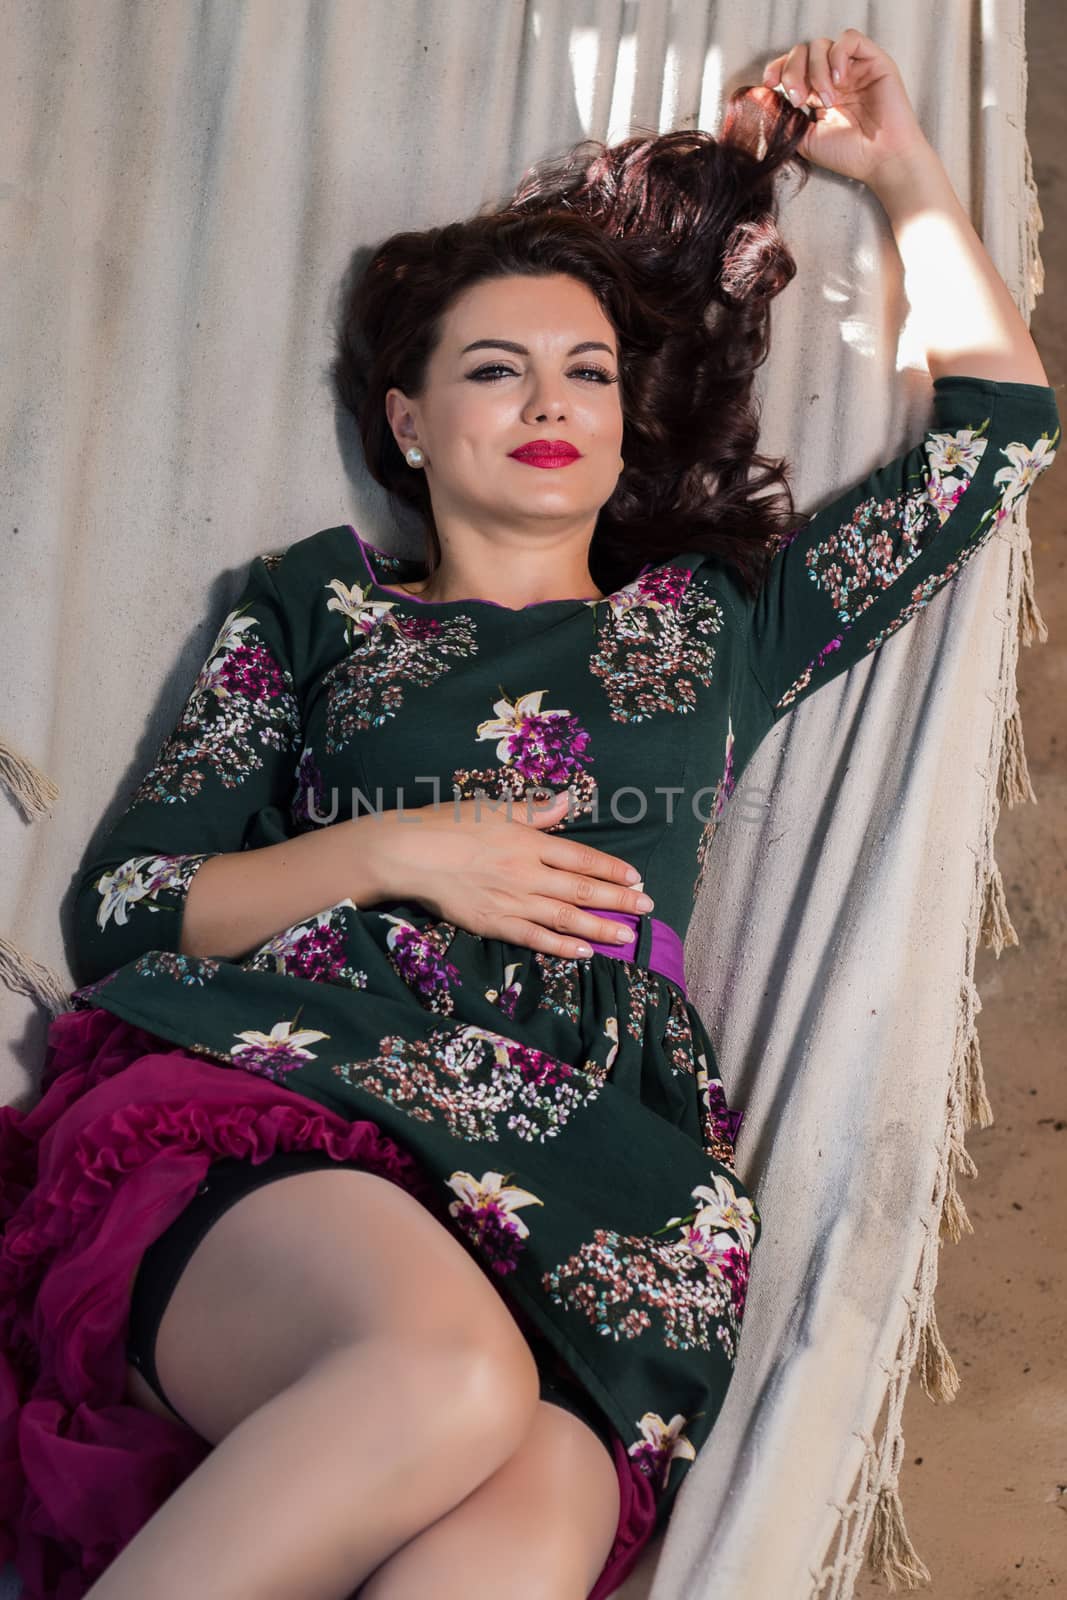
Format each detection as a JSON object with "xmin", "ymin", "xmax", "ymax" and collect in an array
[{"xmin": 330, "ymin": 85, "xmax": 814, "ymax": 600}]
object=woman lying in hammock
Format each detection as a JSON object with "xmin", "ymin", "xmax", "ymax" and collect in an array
[{"xmin": 0, "ymin": 26, "xmax": 1058, "ymax": 1600}]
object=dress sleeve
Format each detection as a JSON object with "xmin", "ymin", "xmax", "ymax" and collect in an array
[
  {"xmin": 746, "ymin": 376, "xmax": 1060, "ymax": 720},
  {"xmin": 70, "ymin": 553, "xmax": 305, "ymax": 987}
]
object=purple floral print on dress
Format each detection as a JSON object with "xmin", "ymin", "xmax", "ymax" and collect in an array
[
  {"xmin": 801, "ymin": 423, "xmax": 992, "ymax": 632},
  {"xmin": 773, "ymin": 421, "xmax": 1062, "ymax": 711},
  {"xmin": 379, "ymin": 913, "xmax": 463, "ymax": 1014},
  {"xmin": 543, "ymin": 1170, "xmax": 758, "ymax": 1358},
  {"xmin": 694, "ymin": 1050, "xmax": 742, "ymax": 1166},
  {"xmin": 587, "ymin": 563, "xmax": 725, "ymax": 723},
  {"xmin": 330, "ymin": 1022, "xmax": 605, "ymax": 1144},
  {"xmin": 863, "ymin": 419, "xmax": 1059, "ymax": 654},
  {"xmin": 229, "ymin": 1016, "xmax": 331, "ymax": 1080},
  {"xmin": 484, "ymin": 961, "xmax": 523, "ymax": 1017},
  {"xmin": 242, "ymin": 901, "xmax": 369, "ymax": 988},
  {"xmin": 477, "ymin": 689, "xmax": 594, "ymax": 786},
  {"xmin": 445, "ymin": 1170, "xmax": 545, "ymax": 1276},
  {"xmin": 130, "ymin": 606, "xmax": 301, "ymax": 804},
  {"xmin": 627, "ymin": 1412, "xmax": 699, "ymax": 1493},
  {"xmin": 453, "ymin": 689, "xmax": 599, "ymax": 819},
  {"xmin": 322, "ymin": 576, "xmax": 478, "ymax": 743},
  {"xmin": 91, "ymin": 851, "xmax": 217, "ymax": 934},
  {"xmin": 291, "ymin": 745, "xmax": 327, "ymax": 830}
]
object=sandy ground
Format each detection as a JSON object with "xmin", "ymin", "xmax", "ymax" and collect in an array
[{"xmin": 853, "ymin": 1, "xmax": 1066, "ymax": 1595}]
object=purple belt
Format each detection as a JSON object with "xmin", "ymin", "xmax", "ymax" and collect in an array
[
  {"xmin": 580, "ymin": 909, "xmax": 745, "ymax": 1147},
  {"xmin": 581, "ymin": 909, "xmax": 686, "ymax": 993}
]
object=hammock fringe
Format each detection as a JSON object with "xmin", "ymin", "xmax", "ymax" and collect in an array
[
  {"xmin": 0, "ymin": 934, "xmax": 72, "ymax": 1019},
  {"xmin": 1018, "ymin": 539, "xmax": 1048, "ymax": 646},
  {"xmin": 0, "ymin": 733, "xmax": 59, "ymax": 821},
  {"xmin": 979, "ymin": 858, "xmax": 1020, "ymax": 955},
  {"xmin": 915, "ymin": 1299, "xmax": 960, "ymax": 1404},
  {"xmin": 998, "ymin": 701, "xmax": 1036, "ymax": 807},
  {"xmin": 869, "ymin": 1484, "xmax": 933, "ymax": 1591},
  {"xmin": 811, "ymin": 103, "xmax": 1046, "ymax": 1598},
  {"xmin": 962, "ymin": 1023, "xmax": 995, "ymax": 1130}
]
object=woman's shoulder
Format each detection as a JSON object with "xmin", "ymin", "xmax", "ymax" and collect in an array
[
  {"xmin": 666, "ymin": 546, "xmax": 753, "ymax": 624},
  {"xmin": 255, "ymin": 524, "xmax": 356, "ymax": 573}
]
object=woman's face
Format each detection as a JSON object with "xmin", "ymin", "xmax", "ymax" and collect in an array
[{"xmin": 385, "ymin": 272, "xmax": 625, "ymax": 542}]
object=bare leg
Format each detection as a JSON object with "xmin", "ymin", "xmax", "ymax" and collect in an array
[
  {"xmin": 88, "ymin": 1166, "xmax": 542, "ymax": 1599},
  {"xmin": 358, "ymin": 1397, "xmax": 622, "ymax": 1600}
]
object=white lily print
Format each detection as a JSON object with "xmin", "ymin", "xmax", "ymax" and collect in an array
[
  {"xmin": 94, "ymin": 853, "xmax": 211, "ymax": 930},
  {"xmin": 993, "ymin": 435, "xmax": 1058, "ymax": 505},
  {"xmin": 231, "ymin": 1018, "xmax": 329, "ymax": 1062},
  {"xmin": 630, "ymin": 1411, "xmax": 698, "ymax": 1490},
  {"xmin": 475, "ymin": 689, "xmax": 566, "ymax": 760},
  {"xmin": 446, "ymin": 1168, "xmax": 546, "ymax": 1274},
  {"xmin": 197, "ymin": 612, "xmax": 262, "ymax": 694},
  {"xmin": 445, "ymin": 1170, "xmax": 545, "ymax": 1239},
  {"xmin": 689, "ymin": 1174, "xmax": 758, "ymax": 1255},
  {"xmin": 926, "ymin": 427, "xmax": 987, "ymax": 479},
  {"xmin": 325, "ymin": 577, "xmax": 397, "ymax": 639}
]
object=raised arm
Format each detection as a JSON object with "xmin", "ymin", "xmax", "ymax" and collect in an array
[{"xmin": 746, "ymin": 32, "xmax": 1060, "ymax": 718}]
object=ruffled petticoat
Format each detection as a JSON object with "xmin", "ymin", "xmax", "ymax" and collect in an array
[{"xmin": 0, "ymin": 1006, "xmax": 656, "ymax": 1599}]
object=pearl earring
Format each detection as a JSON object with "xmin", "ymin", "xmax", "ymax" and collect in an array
[{"xmin": 405, "ymin": 445, "xmax": 425, "ymax": 467}]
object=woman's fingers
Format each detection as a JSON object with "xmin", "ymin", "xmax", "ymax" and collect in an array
[
  {"xmin": 535, "ymin": 829, "xmax": 644, "ymax": 889},
  {"xmin": 525, "ymin": 893, "xmax": 638, "ymax": 949},
  {"xmin": 772, "ymin": 41, "xmax": 810, "ymax": 105},
  {"xmin": 549, "ymin": 868, "xmax": 653, "ymax": 917},
  {"xmin": 805, "ymin": 37, "xmax": 837, "ymax": 107},
  {"xmin": 502, "ymin": 919, "xmax": 597, "ymax": 960},
  {"xmin": 763, "ymin": 28, "xmax": 867, "ymax": 103}
]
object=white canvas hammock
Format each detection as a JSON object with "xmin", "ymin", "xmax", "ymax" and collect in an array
[{"xmin": 0, "ymin": 3, "xmax": 1048, "ymax": 1596}]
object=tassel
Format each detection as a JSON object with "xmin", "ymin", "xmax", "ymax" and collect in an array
[
  {"xmin": 1018, "ymin": 540, "xmax": 1048, "ymax": 647},
  {"xmin": 868, "ymin": 1482, "xmax": 932, "ymax": 1589},
  {"xmin": 948, "ymin": 1131, "xmax": 978, "ymax": 1183},
  {"xmin": 0, "ymin": 934, "xmax": 72, "ymax": 1017},
  {"xmin": 0, "ymin": 735, "xmax": 59, "ymax": 821},
  {"xmin": 998, "ymin": 703, "xmax": 1036, "ymax": 808},
  {"xmin": 939, "ymin": 1160, "xmax": 974, "ymax": 1243},
  {"xmin": 980, "ymin": 862, "xmax": 1019, "ymax": 956},
  {"xmin": 916, "ymin": 1299, "xmax": 960, "ymax": 1403},
  {"xmin": 962, "ymin": 1029, "xmax": 995, "ymax": 1130}
]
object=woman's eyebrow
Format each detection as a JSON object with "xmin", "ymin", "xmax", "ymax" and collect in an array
[{"xmin": 459, "ymin": 338, "xmax": 616, "ymax": 356}]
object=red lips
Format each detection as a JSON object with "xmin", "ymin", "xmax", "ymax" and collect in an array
[{"xmin": 509, "ymin": 439, "xmax": 581, "ymax": 464}]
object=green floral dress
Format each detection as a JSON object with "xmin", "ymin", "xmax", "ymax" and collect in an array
[{"xmin": 68, "ymin": 375, "xmax": 1059, "ymax": 1532}]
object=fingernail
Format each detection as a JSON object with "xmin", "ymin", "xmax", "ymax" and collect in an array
[
  {"xmin": 636, "ymin": 894, "xmax": 654, "ymax": 911},
  {"xmin": 625, "ymin": 868, "xmax": 641, "ymax": 883},
  {"xmin": 576, "ymin": 944, "xmax": 593, "ymax": 958},
  {"xmin": 615, "ymin": 926, "xmax": 635, "ymax": 943},
  {"xmin": 832, "ymin": 67, "xmax": 841, "ymax": 84},
  {"xmin": 788, "ymin": 86, "xmax": 800, "ymax": 104},
  {"xmin": 821, "ymin": 90, "xmax": 834, "ymax": 108}
]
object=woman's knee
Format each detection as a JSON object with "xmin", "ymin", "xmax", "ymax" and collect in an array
[{"xmin": 133, "ymin": 1164, "xmax": 540, "ymax": 1448}]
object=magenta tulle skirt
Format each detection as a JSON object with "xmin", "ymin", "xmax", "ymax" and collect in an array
[{"xmin": 0, "ymin": 1006, "xmax": 657, "ymax": 1599}]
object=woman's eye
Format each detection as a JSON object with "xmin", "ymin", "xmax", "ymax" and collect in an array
[{"xmin": 467, "ymin": 364, "xmax": 618, "ymax": 385}]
